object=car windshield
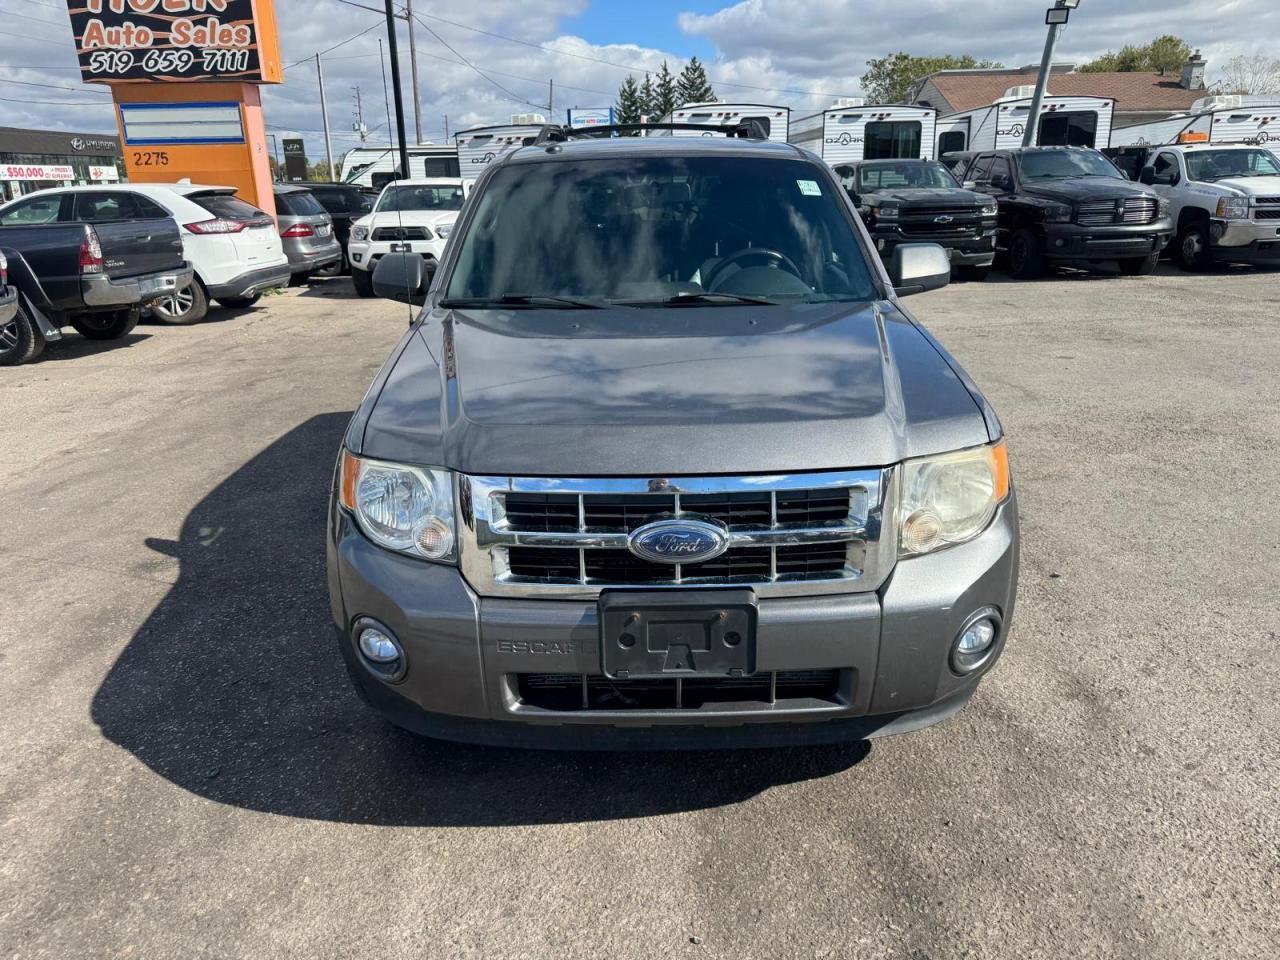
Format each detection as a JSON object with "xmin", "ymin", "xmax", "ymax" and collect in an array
[
  {"xmin": 444, "ymin": 155, "xmax": 878, "ymax": 306},
  {"xmin": 858, "ymin": 161, "xmax": 958, "ymax": 191},
  {"xmin": 1185, "ymin": 149, "xmax": 1280, "ymax": 181},
  {"xmin": 1018, "ymin": 150, "xmax": 1123, "ymax": 180},
  {"xmin": 375, "ymin": 184, "xmax": 463, "ymax": 213}
]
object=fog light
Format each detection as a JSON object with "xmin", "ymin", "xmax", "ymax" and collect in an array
[
  {"xmin": 353, "ymin": 618, "xmax": 406, "ymax": 681},
  {"xmin": 951, "ymin": 607, "xmax": 1002, "ymax": 675},
  {"xmin": 359, "ymin": 626, "xmax": 399, "ymax": 662}
]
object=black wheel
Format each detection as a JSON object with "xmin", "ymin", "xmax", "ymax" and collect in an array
[
  {"xmin": 1119, "ymin": 252, "xmax": 1160, "ymax": 276},
  {"xmin": 150, "ymin": 279, "xmax": 208, "ymax": 325},
  {"xmin": 215, "ymin": 293, "xmax": 262, "ymax": 309},
  {"xmin": 289, "ymin": 271, "xmax": 313, "ymax": 287},
  {"xmin": 0, "ymin": 303, "xmax": 42, "ymax": 366},
  {"xmin": 1175, "ymin": 222, "xmax": 1213, "ymax": 272},
  {"xmin": 351, "ymin": 267, "xmax": 375, "ymax": 298},
  {"xmin": 1007, "ymin": 228, "xmax": 1045, "ymax": 280},
  {"xmin": 955, "ymin": 265, "xmax": 992, "ymax": 282},
  {"xmin": 70, "ymin": 307, "xmax": 140, "ymax": 341}
]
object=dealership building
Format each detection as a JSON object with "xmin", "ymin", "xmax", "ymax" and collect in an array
[{"xmin": 0, "ymin": 126, "xmax": 123, "ymax": 202}]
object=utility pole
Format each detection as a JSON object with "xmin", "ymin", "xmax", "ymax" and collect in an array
[
  {"xmin": 1024, "ymin": 0, "xmax": 1082, "ymax": 147},
  {"xmin": 403, "ymin": 0, "xmax": 423, "ymax": 144},
  {"xmin": 443, "ymin": 114, "xmax": 449, "ymax": 141},
  {"xmin": 383, "ymin": 0, "xmax": 410, "ymax": 179},
  {"xmin": 548, "ymin": 78, "xmax": 554, "ymax": 120},
  {"xmin": 316, "ymin": 53, "xmax": 334, "ymax": 180}
]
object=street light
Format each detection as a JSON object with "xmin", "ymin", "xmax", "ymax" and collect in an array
[{"xmin": 1024, "ymin": 0, "xmax": 1083, "ymax": 147}]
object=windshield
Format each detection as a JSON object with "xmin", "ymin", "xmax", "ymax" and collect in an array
[
  {"xmin": 858, "ymin": 161, "xmax": 959, "ymax": 191},
  {"xmin": 375, "ymin": 184, "xmax": 464, "ymax": 213},
  {"xmin": 1018, "ymin": 150, "xmax": 1123, "ymax": 181},
  {"xmin": 1185, "ymin": 149, "xmax": 1280, "ymax": 181},
  {"xmin": 444, "ymin": 156, "xmax": 878, "ymax": 306}
]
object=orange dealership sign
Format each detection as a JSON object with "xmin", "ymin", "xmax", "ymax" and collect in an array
[{"xmin": 66, "ymin": 0, "xmax": 282, "ymax": 84}]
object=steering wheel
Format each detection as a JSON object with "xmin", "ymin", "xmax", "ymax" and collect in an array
[{"xmin": 704, "ymin": 247, "xmax": 804, "ymax": 291}]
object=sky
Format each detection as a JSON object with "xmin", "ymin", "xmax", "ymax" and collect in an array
[{"xmin": 2, "ymin": 0, "xmax": 1277, "ymax": 165}]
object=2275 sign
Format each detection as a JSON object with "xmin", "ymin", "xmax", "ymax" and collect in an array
[{"xmin": 66, "ymin": 0, "xmax": 282, "ymax": 84}]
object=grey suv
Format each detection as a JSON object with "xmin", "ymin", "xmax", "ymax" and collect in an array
[{"xmin": 327, "ymin": 125, "xmax": 1019, "ymax": 748}]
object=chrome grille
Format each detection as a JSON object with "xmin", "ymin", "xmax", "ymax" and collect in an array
[
  {"xmin": 1121, "ymin": 197, "xmax": 1158, "ymax": 224},
  {"xmin": 371, "ymin": 226, "xmax": 431, "ymax": 241},
  {"xmin": 1076, "ymin": 201, "xmax": 1117, "ymax": 226},
  {"xmin": 458, "ymin": 470, "xmax": 897, "ymax": 599},
  {"xmin": 1254, "ymin": 207, "xmax": 1280, "ymax": 221},
  {"xmin": 1254, "ymin": 196, "xmax": 1280, "ymax": 205}
]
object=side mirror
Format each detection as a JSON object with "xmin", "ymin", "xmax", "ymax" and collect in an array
[
  {"xmin": 372, "ymin": 252, "xmax": 435, "ymax": 305},
  {"xmin": 1139, "ymin": 166, "xmax": 1157, "ymax": 185},
  {"xmin": 962, "ymin": 180, "xmax": 978, "ymax": 190},
  {"xmin": 890, "ymin": 243, "xmax": 951, "ymax": 298},
  {"xmin": 990, "ymin": 174, "xmax": 1011, "ymax": 191}
]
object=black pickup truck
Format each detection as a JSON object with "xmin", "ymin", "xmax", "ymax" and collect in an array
[
  {"xmin": 835, "ymin": 159, "xmax": 998, "ymax": 280},
  {"xmin": 947, "ymin": 147, "xmax": 1174, "ymax": 279},
  {"xmin": 0, "ymin": 191, "xmax": 192, "ymax": 358},
  {"xmin": 0, "ymin": 249, "xmax": 21, "ymax": 365}
]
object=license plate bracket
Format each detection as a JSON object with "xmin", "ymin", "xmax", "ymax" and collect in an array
[
  {"xmin": 389, "ymin": 242, "xmax": 411, "ymax": 252},
  {"xmin": 140, "ymin": 275, "xmax": 176, "ymax": 296},
  {"xmin": 599, "ymin": 589, "xmax": 757, "ymax": 680}
]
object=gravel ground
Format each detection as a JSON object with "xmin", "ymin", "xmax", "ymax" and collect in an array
[{"xmin": 1, "ymin": 268, "xmax": 1276, "ymax": 960}]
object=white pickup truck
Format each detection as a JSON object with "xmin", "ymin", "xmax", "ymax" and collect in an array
[{"xmin": 1107, "ymin": 142, "xmax": 1280, "ymax": 270}]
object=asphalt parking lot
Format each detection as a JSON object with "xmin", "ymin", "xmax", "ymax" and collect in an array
[{"xmin": 2, "ymin": 267, "xmax": 1277, "ymax": 960}]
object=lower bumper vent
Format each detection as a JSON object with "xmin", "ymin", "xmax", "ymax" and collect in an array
[{"xmin": 516, "ymin": 670, "xmax": 843, "ymax": 712}]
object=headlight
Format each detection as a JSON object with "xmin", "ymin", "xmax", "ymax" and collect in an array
[
  {"xmin": 980, "ymin": 203, "xmax": 998, "ymax": 217},
  {"xmin": 899, "ymin": 441, "xmax": 1011, "ymax": 557},
  {"xmin": 339, "ymin": 451, "xmax": 457, "ymax": 561},
  {"xmin": 873, "ymin": 204, "xmax": 899, "ymax": 220},
  {"xmin": 1156, "ymin": 197, "xmax": 1171, "ymax": 217},
  {"xmin": 436, "ymin": 223, "xmax": 452, "ymax": 239},
  {"xmin": 1215, "ymin": 196, "xmax": 1250, "ymax": 220},
  {"xmin": 351, "ymin": 225, "xmax": 369, "ymax": 241},
  {"xmin": 1043, "ymin": 203, "xmax": 1073, "ymax": 223}
]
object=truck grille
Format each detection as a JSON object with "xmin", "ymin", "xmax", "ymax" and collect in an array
[
  {"xmin": 1076, "ymin": 197, "xmax": 1158, "ymax": 227},
  {"xmin": 896, "ymin": 206, "xmax": 986, "ymax": 240},
  {"xmin": 458, "ymin": 470, "xmax": 896, "ymax": 599},
  {"xmin": 1254, "ymin": 208, "xmax": 1280, "ymax": 221},
  {"xmin": 371, "ymin": 226, "xmax": 431, "ymax": 241},
  {"xmin": 1254, "ymin": 196, "xmax": 1280, "ymax": 205},
  {"xmin": 516, "ymin": 670, "xmax": 843, "ymax": 711}
]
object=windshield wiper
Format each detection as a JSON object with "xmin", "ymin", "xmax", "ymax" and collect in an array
[
  {"xmin": 440, "ymin": 294, "xmax": 604, "ymax": 309},
  {"xmin": 614, "ymin": 292, "xmax": 779, "ymax": 307}
]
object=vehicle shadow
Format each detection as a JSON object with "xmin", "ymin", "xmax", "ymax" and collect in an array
[
  {"xmin": 32, "ymin": 332, "xmax": 152, "ymax": 362},
  {"xmin": 91, "ymin": 414, "xmax": 869, "ymax": 827}
]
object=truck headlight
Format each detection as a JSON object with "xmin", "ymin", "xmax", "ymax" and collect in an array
[
  {"xmin": 873, "ymin": 204, "xmax": 900, "ymax": 220},
  {"xmin": 1043, "ymin": 203, "xmax": 1073, "ymax": 223},
  {"xmin": 351, "ymin": 225, "xmax": 369, "ymax": 241},
  {"xmin": 1215, "ymin": 197, "xmax": 1250, "ymax": 220},
  {"xmin": 899, "ymin": 441, "xmax": 1011, "ymax": 557},
  {"xmin": 339, "ymin": 451, "xmax": 457, "ymax": 562},
  {"xmin": 980, "ymin": 203, "xmax": 998, "ymax": 218},
  {"xmin": 436, "ymin": 223, "xmax": 452, "ymax": 239}
]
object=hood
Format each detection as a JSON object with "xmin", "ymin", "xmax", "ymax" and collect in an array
[
  {"xmin": 354, "ymin": 302, "xmax": 992, "ymax": 476},
  {"xmin": 1210, "ymin": 175, "xmax": 1280, "ymax": 196},
  {"xmin": 1022, "ymin": 176, "xmax": 1155, "ymax": 204},
  {"xmin": 864, "ymin": 186, "xmax": 991, "ymax": 207},
  {"xmin": 355, "ymin": 210, "xmax": 459, "ymax": 230}
]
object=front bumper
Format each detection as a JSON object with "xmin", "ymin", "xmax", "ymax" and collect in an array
[
  {"xmin": 205, "ymin": 260, "xmax": 292, "ymax": 300},
  {"xmin": 348, "ymin": 238, "xmax": 447, "ymax": 274},
  {"xmin": 1212, "ymin": 219, "xmax": 1280, "ymax": 262},
  {"xmin": 284, "ymin": 235, "xmax": 342, "ymax": 273},
  {"xmin": 81, "ymin": 262, "xmax": 194, "ymax": 309},
  {"xmin": 873, "ymin": 227, "xmax": 997, "ymax": 268},
  {"xmin": 328, "ymin": 493, "xmax": 1020, "ymax": 749},
  {"xmin": 1040, "ymin": 218, "xmax": 1174, "ymax": 261}
]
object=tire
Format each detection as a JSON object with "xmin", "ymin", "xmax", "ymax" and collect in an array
[
  {"xmin": 150, "ymin": 279, "xmax": 208, "ymax": 325},
  {"xmin": 215, "ymin": 293, "xmax": 262, "ymax": 309},
  {"xmin": 1007, "ymin": 228, "xmax": 1045, "ymax": 280},
  {"xmin": 1175, "ymin": 222, "xmax": 1214, "ymax": 272},
  {"xmin": 289, "ymin": 271, "xmax": 313, "ymax": 287},
  {"xmin": 0, "ymin": 303, "xmax": 41, "ymax": 366},
  {"xmin": 1119, "ymin": 252, "xmax": 1160, "ymax": 276},
  {"xmin": 70, "ymin": 307, "xmax": 140, "ymax": 341},
  {"xmin": 351, "ymin": 267, "xmax": 375, "ymax": 298},
  {"xmin": 955, "ymin": 265, "xmax": 991, "ymax": 282}
]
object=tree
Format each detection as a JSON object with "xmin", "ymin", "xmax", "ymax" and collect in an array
[
  {"xmin": 676, "ymin": 56, "xmax": 715, "ymax": 106},
  {"xmin": 654, "ymin": 61, "xmax": 679, "ymax": 119},
  {"xmin": 1080, "ymin": 35, "xmax": 1191, "ymax": 75},
  {"xmin": 1218, "ymin": 54, "xmax": 1280, "ymax": 95},
  {"xmin": 639, "ymin": 72, "xmax": 656, "ymax": 120},
  {"xmin": 616, "ymin": 74, "xmax": 643, "ymax": 127},
  {"xmin": 863, "ymin": 53, "xmax": 1003, "ymax": 105}
]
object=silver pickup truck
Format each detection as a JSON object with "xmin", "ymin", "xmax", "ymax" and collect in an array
[{"xmin": 328, "ymin": 124, "xmax": 1019, "ymax": 749}]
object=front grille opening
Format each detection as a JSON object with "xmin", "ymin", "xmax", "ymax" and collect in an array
[
  {"xmin": 505, "ymin": 544, "xmax": 849, "ymax": 583},
  {"xmin": 516, "ymin": 670, "xmax": 842, "ymax": 711}
]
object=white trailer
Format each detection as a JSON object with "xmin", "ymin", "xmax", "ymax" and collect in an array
[
  {"xmin": 788, "ymin": 102, "xmax": 938, "ymax": 164},
  {"xmin": 1110, "ymin": 95, "xmax": 1280, "ymax": 148},
  {"xmin": 936, "ymin": 89, "xmax": 1116, "ymax": 154},
  {"xmin": 454, "ymin": 124, "xmax": 544, "ymax": 188},
  {"xmin": 337, "ymin": 144, "xmax": 459, "ymax": 189},
  {"xmin": 662, "ymin": 102, "xmax": 791, "ymax": 142}
]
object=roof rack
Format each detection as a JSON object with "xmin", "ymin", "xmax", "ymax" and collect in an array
[{"xmin": 532, "ymin": 120, "xmax": 770, "ymax": 145}]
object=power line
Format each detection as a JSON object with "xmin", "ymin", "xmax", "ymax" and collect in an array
[
  {"xmin": 405, "ymin": 10, "xmax": 544, "ymax": 110},
  {"xmin": 0, "ymin": 77, "xmax": 110, "ymax": 96},
  {"xmin": 0, "ymin": 94, "xmax": 114, "ymax": 107},
  {"xmin": 283, "ymin": 21, "xmax": 384, "ymax": 70},
  {"xmin": 3, "ymin": 31, "xmax": 75, "ymax": 48}
]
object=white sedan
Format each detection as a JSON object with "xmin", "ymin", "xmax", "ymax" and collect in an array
[{"xmin": 348, "ymin": 178, "xmax": 463, "ymax": 297}]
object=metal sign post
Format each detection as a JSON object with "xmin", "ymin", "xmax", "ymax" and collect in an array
[{"xmin": 1024, "ymin": 0, "xmax": 1082, "ymax": 148}]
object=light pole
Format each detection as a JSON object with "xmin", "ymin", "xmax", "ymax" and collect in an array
[{"xmin": 1023, "ymin": 0, "xmax": 1081, "ymax": 147}]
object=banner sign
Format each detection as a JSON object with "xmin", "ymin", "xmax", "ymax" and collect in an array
[
  {"xmin": 1, "ymin": 164, "xmax": 76, "ymax": 181},
  {"xmin": 66, "ymin": 0, "xmax": 282, "ymax": 84},
  {"xmin": 282, "ymin": 137, "xmax": 306, "ymax": 180},
  {"xmin": 89, "ymin": 164, "xmax": 121, "ymax": 180}
]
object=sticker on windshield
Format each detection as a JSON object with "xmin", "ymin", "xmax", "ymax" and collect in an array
[{"xmin": 797, "ymin": 179, "xmax": 823, "ymax": 196}]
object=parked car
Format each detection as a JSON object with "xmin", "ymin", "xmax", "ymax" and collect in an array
[
  {"xmin": 272, "ymin": 184, "xmax": 342, "ymax": 283},
  {"xmin": 346, "ymin": 178, "xmax": 463, "ymax": 298},
  {"xmin": 835, "ymin": 158, "xmax": 998, "ymax": 280},
  {"xmin": 948, "ymin": 147, "xmax": 1174, "ymax": 279},
  {"xmin": 300, "ymin": 181, "xmax": 374, "ymax": 272},
  {"xmin": 0, "ymin": 193, "xmax": 192, "ymax": 349},
  {"xmin": 0, "ymin": 249, "xmax": 23, "ymax": 365},
  {"xmin": 1105, "ymin": 143, "xmax": 1280, "ymax": 271},
  {"xmin": 0, "ymin": 184, "xmax": 291, "ymax": 324},
  {"xmin": 328, "ymin": 127, "xmax": 1019, "ymax": 749}
]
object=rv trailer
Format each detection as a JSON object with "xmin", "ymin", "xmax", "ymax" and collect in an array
[
  {"xmin": 455, "ymin": 123, "xmax": 544, "ymax": 188},
  {"xmin": 789, "ymin": 102, "xmax": 938, "ymax": 164},
  {"xmin": 337, "ymin": 144, "xmax": 460, "ymax": 190},
  {"xmin": 1109, "ymin": 95, "xmax": 1280, "ymax": 148},
  {"xmin": 935, "ymin": 89, "xmax": 1116, "ymax": 155},
  {"xmin": 662, "ymin": 102, "xmax": 792, "ymax": 142}
]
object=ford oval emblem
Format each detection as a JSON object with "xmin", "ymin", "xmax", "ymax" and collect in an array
[{"xmin": 628, "ymin": 519, "xmax": 730, "ymax": 565}]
